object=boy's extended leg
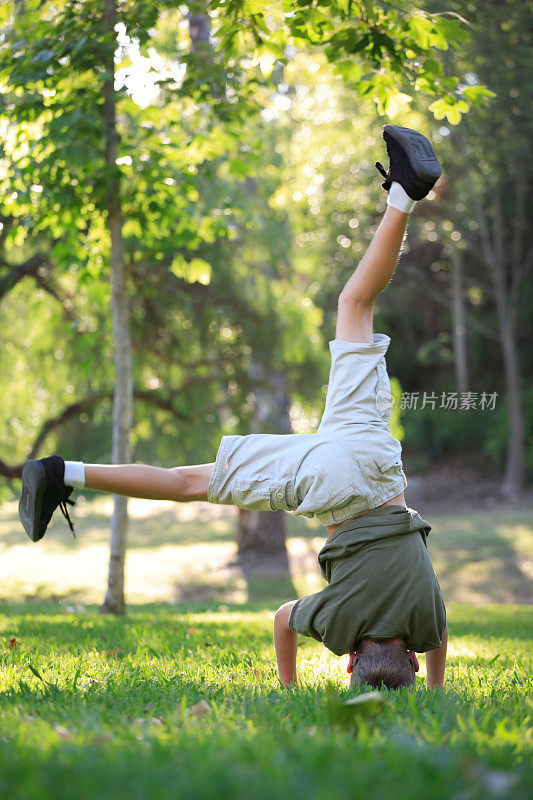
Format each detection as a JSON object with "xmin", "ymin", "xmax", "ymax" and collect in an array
[
  {"xmin": 336, "ymin": 206, "xmax": 408, "ymax": 344},
  {"xmin": 19, "ymin": 456, "xmax": 215, "ymax": 541},
  {"xmin": 336, "ymin": 124, "xmax": 441, "ymax": 344},
  {"xmin": 83, "ymin": 462, "xmax": 214, "ymax": 502}
]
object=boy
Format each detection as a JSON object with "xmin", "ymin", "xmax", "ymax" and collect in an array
[{"xmin": 19, "ymin": 125, "xmax": 448, "ymax": 691}]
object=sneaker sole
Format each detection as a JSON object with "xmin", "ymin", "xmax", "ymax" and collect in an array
[
  {"xmin": 19, "ymin": 460, "xmax": 46, "ymax": 542},
  {"xmin": 384, "ymin": 125, "xmax": 442, "ymax": 183}
]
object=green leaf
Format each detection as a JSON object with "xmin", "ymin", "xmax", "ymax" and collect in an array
[
  {"xmin": 384, "ymin": 91, "xmax": 412, "ymax": 118},
  {"xmin": 428, "ymin": 98, "xmax": 449, "ymax": 120},
  {"xmin": 444, "ymin": 104, "xmax": 462, "ymax": 125},
  {"xmin": 170, "ymin": 255, "xmax": 211, "ymax": 286},
  {"xmin": 430, "ymin": 97, "xmax": 464, "ymax": 125},
  {"xmin": 408, "ymin": 16, "xmax": 432, "ymax": 49},
  {"xmin": 462, "ymin": 85, "xmax": 497, "ymax": 103},
  {"xmin": 258, "ymin": 51, "xmax": 277, "ymax": 77},
  {"xmin": 433, "ymin": 16, "xmax": 470, "ymax": 44},
  {"xmin": 334, "ymin": 60, "xmax": 364, "ymax": 83},
  {"xmin": 254, "ymin": 43, "xmax": 280, "ymax": 78}
]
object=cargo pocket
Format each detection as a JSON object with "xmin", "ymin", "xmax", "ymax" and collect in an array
[
  {"xmin": 374, "ymin": 455, "xmax": 407, "ymax": 500},
  {"xmin": 296, "ymin": 471, "xmax": 361, "ymax": 516},
  {"xmin": 376, "ymin": 454, "xmax": 403, "ymax": 475},
  {"xmin": 231, "ymin": 478, "xmax": 271, "ymax": 512}
]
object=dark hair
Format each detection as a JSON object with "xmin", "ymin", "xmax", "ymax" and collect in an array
[{"xmin": 350, "ymin": 640, "xmax": 416, "ymax": 690}]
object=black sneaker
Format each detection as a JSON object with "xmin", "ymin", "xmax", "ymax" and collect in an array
[
  {"xmin": 19, "ymin": 455, "xmax": 76, "ymax": 541},
  {"xmin": 375, "ymin": 125, "xmax": 442, "ymax": 201}
]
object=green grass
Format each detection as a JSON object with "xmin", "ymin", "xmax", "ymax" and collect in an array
[
  {"xmin": 0, "ymin": 602, "xmax": 532, "ymax": 799},
  {"xmin": 1, "ymin": 499, "xmax": 532, "ymax": 797}
]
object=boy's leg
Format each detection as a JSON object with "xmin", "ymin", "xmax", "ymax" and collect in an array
[
  {"xmin": 19, "ymin": 456, "xmax": 215, "ymax": 541},
  {"xmin": 83, "ymin": 462, "xmax": 215, "ymax": 502},
  {"xmin": 336, "ymin": 124, "xmax": 442, "ymax": 344},
  {"xmin": 336, "ymin": 206, "xmax": 408, "ymax": 344}
]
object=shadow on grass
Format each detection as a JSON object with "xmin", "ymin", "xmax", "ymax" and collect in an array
[
  {"xmin": 427, "ymin": 508, "xmax": 533, "ymax": 605},
  {"xmin": 3, "ymin": 601, "xmax": 532, "ymax": 647},
  {"xmin": 2, "ymin": 500, "xmax": 532, "ymax": 608}
]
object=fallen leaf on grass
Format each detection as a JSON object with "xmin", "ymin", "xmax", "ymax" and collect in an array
[
  {"xmin": 53, "ymin": 724, "xmax": 72, "ymax": 739},
  {"xmin": 65, "ymin": 603, "xmax": 87, "ymax": 615},
  {"xmin": 183, "ymin": 700, "xmax": 211, "ymax": 720},
  {"xmin": 326, "ymin": 688, "xmax": 387, "ymax": 728},
  {"xmin": 91, "ymin": 735, "xmax": 111, "ymax": 745},
  {"xmin": 343, "ymin": 692, "xmax": 386, "ymax": 711},
  {"xmin": 8, "ymin": 637, "xmax": 17, "ymax": 649},
  {"xmin": 133, "ymin": 717, "xmax": 164, "ymax": 727}
]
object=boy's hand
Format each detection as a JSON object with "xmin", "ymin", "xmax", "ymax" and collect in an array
[
  {"xmin": 426, "ymin": 625, "xmax": 448, "ymax": 688},
  {"xmin": 273, "ymin": 600, "xmax": 299, "ymax": 688}
]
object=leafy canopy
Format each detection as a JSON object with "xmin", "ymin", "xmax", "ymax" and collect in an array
[{"xmin": 209, "ymin": 0, "xmax": 495, "ymax": 123}]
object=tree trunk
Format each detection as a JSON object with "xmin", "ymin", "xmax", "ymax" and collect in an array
[
  {"xmin": 101, "ymin": 0, "xmax": 133, "ymax": 614},
  {"xmin": 188, "ymin": 8, "xmax": 210, "ymax": 48},
  {"xmin": 475, "ymin": 198, "xmax": 525, "ymax": 499},
  {"xmin": 237, "ymin": 365, "xmax": 291, "ymax": 558},
  {"xmin": 498, "ymin": 309, "xmax": 525, "ymax": 498},
  {"xmin": 450, "ymin": 247, "xmax": 469, "ymax": 395}
]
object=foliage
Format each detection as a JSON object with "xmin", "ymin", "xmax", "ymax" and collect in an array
[
  {"xmin": 210, "ymin": 0, "xmax": 494, "ymax": 122},
  {"xmin": 0, "ymin": 0, "xmax": 315, "ymax": 476},
  {"xmin": 0, "ymin": 601, "xmax": 531, "ymax": 799},
  {"xmin": 0, "ymin": 0, "xmax": 527, "ymax": 493}
]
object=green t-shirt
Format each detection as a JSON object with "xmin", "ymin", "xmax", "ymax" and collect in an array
[{"xmin": 288, "ymin": 505, "xmax": 446, "ymax": 655}]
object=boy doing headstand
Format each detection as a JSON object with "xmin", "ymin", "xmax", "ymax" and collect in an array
[{"xmin": 19, "ymin": 125, "xmax": 448, "ymax": 691}]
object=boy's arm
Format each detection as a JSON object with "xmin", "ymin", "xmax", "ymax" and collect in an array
[
  {"xmin": 274, "ymin": 600, "xmax": 299, "ymax": 688},
  {"xmin": 425, "ymin": 625, "xmax": 448, "ymax": 688}
]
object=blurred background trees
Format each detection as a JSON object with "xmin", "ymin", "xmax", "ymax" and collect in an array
[{"xmin": 0, "ymin": 0, "xmax": 530, "ymax": 607}]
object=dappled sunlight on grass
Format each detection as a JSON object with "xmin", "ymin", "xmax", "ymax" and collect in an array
[
  {"xmin": 1, "ymin": 498, "xmax": 532, "ymax": 606},
  {"xmin": 0, "ymin": 601, "xmax": 531, "ymax": 799}
]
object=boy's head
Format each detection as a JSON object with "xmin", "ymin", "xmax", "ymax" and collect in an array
[{"xmin": 348, "ymin": 638, "xmax": 418, "ymax": 690}]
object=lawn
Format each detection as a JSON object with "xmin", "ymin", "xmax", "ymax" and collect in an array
[{"xmin": 0, "ymin": 498, "xmax": 532, "ymax": 798}]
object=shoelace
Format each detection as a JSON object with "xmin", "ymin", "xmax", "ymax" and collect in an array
[
  {"xmin": 59, "ymin": 496, "xmax": 76, "ymax": 538},
  {"xmin": 375, "ymin": 161, "xmax": 389, "ymax": 180}
]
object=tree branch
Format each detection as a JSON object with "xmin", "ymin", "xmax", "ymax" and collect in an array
[
  {"xmin": 406, "ymin": 264, "xmax": 500, "ymax": 343},
  {"xmin": 0, "ymin": 379, "xmax": 238, "ymax": 480},
  {"xmin": 0, "ymin": 253, "xmax": 51, "ymax": 302}
]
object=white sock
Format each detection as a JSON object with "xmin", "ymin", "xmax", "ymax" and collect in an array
[
  {"xmin": 387, "ymin": 181, "xmax": 416, "ymax": 214},
  {"xmin": 64, "ymin": 460, "xmax": 85, "ymax": 489}
]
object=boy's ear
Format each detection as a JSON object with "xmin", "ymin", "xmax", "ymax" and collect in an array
[
  {"xmin": 346, "ymin": 653, "xmax": 358, "ymax": 674},
  {"xmin": 408, "ymin": 651, "xmax": 420, "ymax": 672}
]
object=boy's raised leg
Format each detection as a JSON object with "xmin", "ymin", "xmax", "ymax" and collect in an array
[
  {"xmin": 336, "ymin": 125, "xmax": 441, "ymax": 345},
  {"xmin": 336, "ymin": 206, "xmax": 409, "ymax": 344}
]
